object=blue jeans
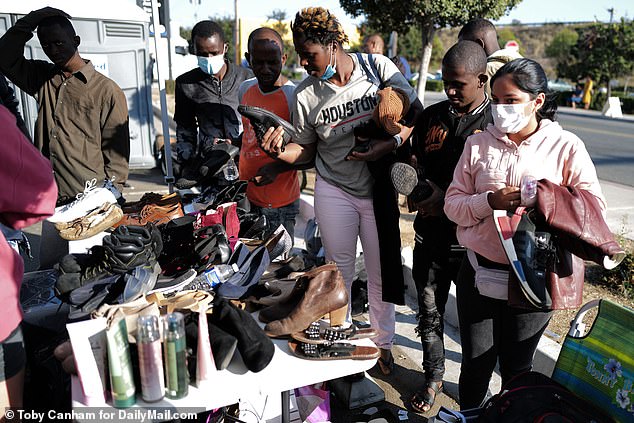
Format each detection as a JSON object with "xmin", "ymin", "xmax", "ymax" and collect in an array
[{"xmin": 251, "ymin": 199, "xmax": 300, "ymax": 244}]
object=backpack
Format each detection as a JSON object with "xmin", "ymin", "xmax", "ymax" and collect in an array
[
  {"xmin": 479, "ymin": 371, "xmax": 616, "ymax": 423},
  {"xmin": 355, "ymin": 52, "xmax": 384, "ymax": 89}
]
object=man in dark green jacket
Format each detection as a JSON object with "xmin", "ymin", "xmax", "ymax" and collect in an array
[{"xmin": 0, "ymin": 7, "xmax": 129, "ymax": 205}]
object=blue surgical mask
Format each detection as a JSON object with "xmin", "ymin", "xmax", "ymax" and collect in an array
[
  {"xmin": 197, "ymin": 54, "xmax": 225, "ymax": 75},
  {"xmin": 320, "ymin": 45, "xmax": 337, "ymax": 81}
]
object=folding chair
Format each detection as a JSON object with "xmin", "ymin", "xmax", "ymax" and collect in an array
[{"xmin": 552, "ymin": 299, "xmax": 634, "ymax": 423}]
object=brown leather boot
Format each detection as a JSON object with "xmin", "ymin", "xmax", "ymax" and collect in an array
[
  {"xmin": 113, "ymin": 202, "xmax": 184, "ymax": 228},
  {"xmin": 264, "ymin": 262, "xmax": 348, "ymax": 337},
  {"xmin": 123, "ymin": 192, "xmax": 181, "ymax": 214}
]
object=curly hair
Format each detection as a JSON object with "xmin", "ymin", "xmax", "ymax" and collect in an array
[{"xmin": 291, "ymin": 7, "xmax": 348, "ymax": 46}]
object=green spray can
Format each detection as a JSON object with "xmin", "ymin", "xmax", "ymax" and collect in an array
[
  {"xmin": 106, "ymin": 318, "xmax": 136, "ymax": 408},
  {"xmin": 163, "ymin": 312, "xmax": 189, "ymax": 399}
]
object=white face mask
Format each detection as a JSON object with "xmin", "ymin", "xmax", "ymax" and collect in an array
[
  {"xmin": 198, "ymin": 54, "xmax": 225, "ymax": 75},
  {"xmin": 491, "ymin": 102, "xmax": 533, "ymax": 134}
]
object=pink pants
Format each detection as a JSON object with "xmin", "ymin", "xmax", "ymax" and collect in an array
[{"xmin": 313, "ymin": 176, "xmax": 395, "ymax": 348}]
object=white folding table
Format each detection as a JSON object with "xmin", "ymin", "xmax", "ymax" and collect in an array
[{"xmin": 72, "ymin": 312, "xmax": 378, "ymax": 422}]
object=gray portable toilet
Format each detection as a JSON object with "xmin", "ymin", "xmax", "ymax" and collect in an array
[{"xmin": 0, "ymin": 0, "xmax": 156, "ymax": 169}]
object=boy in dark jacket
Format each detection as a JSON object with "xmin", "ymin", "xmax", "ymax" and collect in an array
[{"xmin": 408, "ymin": 40, "xmax": 492, "ymax": 413}]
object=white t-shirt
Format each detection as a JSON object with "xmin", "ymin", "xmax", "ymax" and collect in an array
[{"xmin": 292, "ymin": 53, "xmax": 418, "ymax": 198}]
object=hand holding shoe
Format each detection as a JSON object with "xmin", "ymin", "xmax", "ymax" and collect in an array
[
  {"xmin": 346, "ymin": 138, "xmax": 395, "ymax": 162},
  {"xmin": 415, "ymin": 180, "xmax": 445, "ymax": 217}
]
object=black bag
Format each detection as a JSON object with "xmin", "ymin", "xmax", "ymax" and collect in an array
[{"xmin": 479, "ymin": 371, "xmax": 616, "ymax": 422}]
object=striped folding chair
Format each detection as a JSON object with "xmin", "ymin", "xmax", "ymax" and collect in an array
[{"xmin": 552, "ymin": 299, "xmax": 634, "ymax": 422}]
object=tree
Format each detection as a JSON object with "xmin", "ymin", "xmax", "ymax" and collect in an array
[
  {"xmin": 266, "ymin": 9, "xmax": 298, "ymax": 67},
  {"xmin": 180, "ymin": 15, "xmax": 236, "ymax": 63},
  {"xmin": 497, "ymin": 27, "xmax": 518, "ymax": 49},
  {"xmin": 339, "ymin": 0, "xmax": 522, "ymax": 100},
  {"xmin": 560, "ymin": 18, "xmax": 634, "ymax": 98},
  {"xmin": 545, "ymin": 27, "xmax": 578, "ymax": 77}
]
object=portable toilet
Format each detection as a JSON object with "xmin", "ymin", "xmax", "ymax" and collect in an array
[{"xmin": 0, "ymin": 0, "xmax": 156, "ymax": 169}]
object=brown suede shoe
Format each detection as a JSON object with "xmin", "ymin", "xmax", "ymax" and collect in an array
[
  {"xmin": 122, "ymin": 192, "xmax": 181, "ymax": 214},
  {"xmin": 113, "ymin": 202, "xmax": 184, "ymax": 228},
  {"xmin": 264, "ymin": 262, "xmax": 349, "ymax": 338}
]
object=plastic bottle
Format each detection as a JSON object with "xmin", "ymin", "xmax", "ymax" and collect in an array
[
  {"xmin": 137, "ymin": 315, "xmax": 165, "ymax": 402},
  {"xmin": 163, "ymin": 312, "xmax": 189, "ymax": 399},
  {"xmin": 223, "ymin": 157, "xmax": 239, "ymax": 181},
  {"xmin": 197, "ymin": 263, "xmax": 240, "ymax": 289},
  {"xmin": 521, "ymin": 175, "xmax": 538, "ymax": 207},
  {"xmin": 106, "ymin": 319, "xmax": 136, "ymax": 408}
]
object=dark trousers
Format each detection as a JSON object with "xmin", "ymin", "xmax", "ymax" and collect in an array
[
  {"xmin": 456, "ymin": 258, "xmax": 552, "ymax": 409},
  {"xmin": 368, "ymin": 154, "xmax": 405, "ymax": 305},
  {"xmin": 412, "ymin": 217, "xmax": 461, "ymax": 382}
]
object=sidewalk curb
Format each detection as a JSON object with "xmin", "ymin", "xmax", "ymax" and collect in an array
[{"xmin": 558, "ymin": 108, "xmax": 634, "ymax": 123}]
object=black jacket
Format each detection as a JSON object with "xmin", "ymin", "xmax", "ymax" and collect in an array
[
  {"xmin": 412, "ymin": 99, "xmax": 492, "ymax": 236},
  {"xmin": 174, "ymin": 61, "xmax": 252, "ymax": 146}
]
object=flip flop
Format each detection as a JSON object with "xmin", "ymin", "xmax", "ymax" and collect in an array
[
  {"xmin": 410, "ymin": 380, "xmax": 443, "ymax": 414},
  {"xmin": 288, "ymin": 339, "xmax": 380, "ymax": 361},
  {"xmin": 291, "ymin": 322, "xmax": 378, "ymax": 344}
]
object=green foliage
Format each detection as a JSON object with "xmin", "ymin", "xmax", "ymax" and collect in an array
[
  {"xmin": 554, "ymin": 90, "xmax": 634, "ymax": 114},
  {"xmin": 426, "ymin": 79, "xmax": 444, "ymax": 92},
  {"xmin": 266, "ymin": 9, "xmax": 298, "ymax": 67},
  {"xmin": 429, "ymin": 35, "xmax": 445, "ymax": 71},
  {"xmin": 340, "ymin": 0, "xmax": 522, "ymax": 95},
  {"xmin": 497, "ymin": 27, "xmax": 518, "ymax": 48},
  {"xmin": 340, "ymin": 0, "xmax": 522, "ymax": 35},
  {"xmin": 558, "ymin": 19, "xmax": 634, "ymax": 94},
  {"xmin": 596, "ymin": 247, "xmax": 634, "ymax": 301},
  {"xmin": 545, "ymin": 27, "xmax": 578, "ymax": 68}
]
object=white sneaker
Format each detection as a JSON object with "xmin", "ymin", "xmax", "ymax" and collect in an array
[{"xmin": 47, "ymin": 178, "xmax": 122, "ymax": 223}]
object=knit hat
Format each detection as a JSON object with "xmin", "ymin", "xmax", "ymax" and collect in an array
[{"xmin": 372, "ymin": 87, "xmax": 410, "ymax": 136}]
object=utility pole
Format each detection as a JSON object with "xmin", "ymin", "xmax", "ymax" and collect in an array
[
  {"xmin": 164, "ymin": 0, "xmax": 173, "ymax": 81},
  {"xmin": 234, "ymin": 0, "xmax": 240, "ymax": 65},
  {"xmin": 607, "ymin": 7, "xmax": 615, "ymax": 23}
]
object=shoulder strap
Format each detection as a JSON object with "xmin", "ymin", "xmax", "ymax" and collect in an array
[{"xmin": 355, "ymin": 52, "xmax": 384, "ymax": 89}]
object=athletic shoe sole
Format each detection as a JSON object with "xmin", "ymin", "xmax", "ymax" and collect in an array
[
  {"xmin": 148, "ymin": 268, "xmax": 197, "ymax": 294},
  {"xmin": 390, "ymin": 162, "xmax": 419, "ymax": 196}
]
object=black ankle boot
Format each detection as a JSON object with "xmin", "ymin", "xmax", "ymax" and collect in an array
[{"xmin": 208, "ymin": 296, "xmax": 274, "ymax": 373}]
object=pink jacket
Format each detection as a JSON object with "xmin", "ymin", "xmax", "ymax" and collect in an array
[
  {"xmin": 444, "ymin": 119, "xmax": 605, "ymax": 264},
  {"xmin": 0, "ymin": 105, "xmax": 57, "ymax": 341}
]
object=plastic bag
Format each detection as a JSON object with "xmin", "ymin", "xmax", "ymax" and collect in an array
[{"xmin": 294, "ymin": 383, "xmax": 330, "ymax": 423}]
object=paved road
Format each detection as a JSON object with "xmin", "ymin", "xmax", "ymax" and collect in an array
[
  {"xmin": 557, "ymin": 112, "xmax": 634, "ymax": 187},
  {"xmin": 422, "ymin": 91, "xmax": 634, "ymax": 187}
]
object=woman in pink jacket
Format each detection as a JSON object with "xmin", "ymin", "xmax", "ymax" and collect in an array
[
  {"xmin": 0, "ymin": 105, "xmax": 57, "ymax": 412},
  {"xmin": 444, "ymin": 58, "xmax": 604, "ymax": 409}
]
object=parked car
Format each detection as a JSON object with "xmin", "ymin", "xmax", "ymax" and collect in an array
[{"xmin": 548, "ymin": 79, "xmax": 574, "ymax": 92}]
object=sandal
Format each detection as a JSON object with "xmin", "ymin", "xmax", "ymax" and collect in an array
[
  {"xmin": 410, "ymin": 380, "xmax": 443, "ymax": 414},
  {"xmin": 377, "ymin": 348, "xmax": 395, "ymax": 375},
  {"xmin": 291, "ymin": 322, "xmax": 378, "ymax": 344},
  {"xmin": 288, "ymin": 339, "xmax": 380, "ymax": 361}
]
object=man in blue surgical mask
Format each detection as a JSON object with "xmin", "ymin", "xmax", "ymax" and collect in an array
[{"xmin": 173, "ymin": 20, "xmax": 252, "ymax": 178}]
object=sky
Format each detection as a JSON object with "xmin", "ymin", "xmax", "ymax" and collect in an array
[{"xmin": 169, "ymin": 0, "xmax": 631, "ymax": 29}]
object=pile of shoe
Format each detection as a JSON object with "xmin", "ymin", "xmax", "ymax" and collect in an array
[
  {"xmin": 48, "ymin": 178, "xmax": 124, "ymax": 241},
  {"xmin": 54, "ymin": 224, "xmax": 164, "ymax": 319}
]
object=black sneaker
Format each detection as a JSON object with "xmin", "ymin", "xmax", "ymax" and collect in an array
[
  {"xmin": 149, "ymin": 268, "xmax": 197, "ymax": 294},
  {"xmin": 238, "ymin": 105, "xmax": 296, "ymax": 152}
]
